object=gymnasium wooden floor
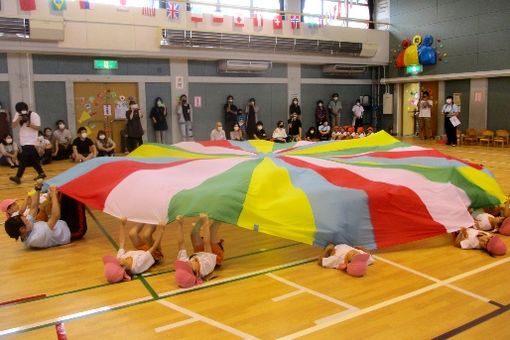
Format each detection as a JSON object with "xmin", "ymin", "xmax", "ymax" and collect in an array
[{"xmin": 1, "ymin": 138, "xmax": 509, "ymax": 339}]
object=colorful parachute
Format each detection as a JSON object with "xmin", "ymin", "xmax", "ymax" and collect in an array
[{"xmin": 46, "ymin": 131, "xmax": 506, "ymax": 250}]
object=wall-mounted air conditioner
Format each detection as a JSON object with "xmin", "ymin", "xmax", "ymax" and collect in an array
[
  {"xmin": 322, "ymin": 64, "xmax": 367, "ymax": 75},
  {"xmin": 359, "ymin": 43, "xmax": 378, "ymax": 57},
  {"xmin": 30, "ymin": 19, "xmax": 64, "ymax": 41},
  {"xmin": 218, "ymin": 60, "xmax": 272, "ymax": 73}
]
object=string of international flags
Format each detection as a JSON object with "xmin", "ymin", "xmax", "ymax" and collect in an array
[{"xmin": 18, "ymin": 0, "xmax": 331, "ymax": 29}]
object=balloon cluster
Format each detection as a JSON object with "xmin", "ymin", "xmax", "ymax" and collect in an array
[{"xmin": 392, "ymin": 34, "xmax": 444, "ymax": 68}]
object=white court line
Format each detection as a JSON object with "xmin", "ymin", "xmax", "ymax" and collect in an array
[
  {"xmin": 266, "ymin": 273, "xmax": 359, "ymax": 310},
  {"xmin": 157, "ymin": 300, "xmax": 260, "ymax": 339},
  {"xmin": 0, "ymin": 296, "xmax": 153, "ymax": 337},
  {"xmin": 313, "ymin": 310, "xmax": 358, "ymax": 324},
  {"xmin": 158, "ymin": 257, "xmax": 317, "ymax": 298},
  {"xmin": 155, "ymin": 318, "xmax": 198, "ymax": 333},
  {"xmin": 272, "ymin": 290, "xmax": 305, "ymax": 302},
  {"xmin": 278, "ymin": 256, "xmax": 510, "ymax": 339}
]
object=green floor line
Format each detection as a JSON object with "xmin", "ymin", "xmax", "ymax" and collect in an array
[
  {"xmin": 86, "ymin": 207, "xmax": 119, "ymax": 250},
  {"xmin": 4, "ymin": 258, "xmax": 316, "ymax": 337},
  {"xmin": 137, "ymin": 276, "xmax": 159, "ymax": 299}
]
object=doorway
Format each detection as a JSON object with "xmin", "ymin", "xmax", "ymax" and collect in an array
[
  {"xmin": 74, "ymin": 83, "xmax": 139, "ymax": 153},
  {"xmin": 402, "ymin": 82, "xmax": 419, "ymax": 136},
  {"xmin": 420, "ymin": 81, "xmax": 439, "ymax": 137}
]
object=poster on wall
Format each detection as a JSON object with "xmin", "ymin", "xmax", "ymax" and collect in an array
[
  {"xmin": 115, "ymin": 97, "xmax": 129, "ymax": 120},
  {"xmin": 453, "ymin": 93, "xmax": 462, "ymax": 111}
]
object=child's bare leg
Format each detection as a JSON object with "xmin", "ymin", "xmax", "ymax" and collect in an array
[
  {"xmin": 176, "ymin": 215, "xmax": 186, "ymax": 251},
  {"xmin": 141, "ymin": 224, "xmax": 156, "ymax": 247},
  {"xmin": 148, "ymin": 224, "xmax": 165, "ymax": 255},
  {"xmin": 190, "ymin": 215, "xmax": 205, "ymax": 249},
  {"xmin": 209, "ymin": 221, "xmax": 221, "ymax": 244},
  {"xmin": 128, "ymin": 223, "xmax": 145, "ymax": 248}
]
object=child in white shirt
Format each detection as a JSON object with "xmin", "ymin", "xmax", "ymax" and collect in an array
[
  {"xmin": 318, "ymin": 243, "xmax": 374, "ymax": 277},
  {"xmin": 454, "ymin": 227, "xmax": 506, "ymax": 256},
  {"xmin": 103, "ymin": 218, "xmax": 165, "ymax": 283}
]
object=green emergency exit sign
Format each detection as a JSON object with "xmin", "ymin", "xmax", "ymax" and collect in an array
[
  {"xmin": 94, "ymin": 60, "xmax": 118, "ymax": 70},
  {"xmin": 406, "ymin": 64, "xmax": 423, "ymax": 75}
]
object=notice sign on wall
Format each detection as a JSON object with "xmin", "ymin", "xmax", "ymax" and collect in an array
[
  {"xmin": 194, "ymin": 96, "xmax": 202, "ymax": 108},
  {"xmin": 474, "ymin": 91, "xmax": 482, "ymax": 103},
  {"xmin": 103, "ymin": 104, "xmax": 112, "ymax": 116},
  {"xmin": 175, "ymin": 76, "xmax": 184, "ymax": 90}
]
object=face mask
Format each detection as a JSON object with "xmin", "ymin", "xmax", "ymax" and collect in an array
[
  {"xmin": 217, "ymin": 126, "xmax": 223, "ymax": 131},
  {"xmin": 228, "ymin": 99, "xmax": 233, "ymax": 103},
  {"xmin": 21, "ymin": 110, "xmax": 28, "ymax": 114},
  {"xmin": 99, "ymin": 135, "xmax": 106, "ymax": 140},
  {"xmin": 324, "ymin": 122, "xmax": 328, "ymax": 126},
  {"xmin": 293, "ymin": 101, "xmax": 298, "ymax": 104},
  {"xmin": 6, "ymin": 138, "xmax": 12, "ymax": 144},
  {"xmin": 130, "ymin": 104, "xmax": 138, "ymax": 109},
  {"xmin": 257, "ymin": 126, "xmax": 263, "ymax": 131},
  {"xmin": 234, "ymin": 126, "xmax": 239, "ymax": 131},
  {"xmin": 250, "ymin": 101, "xmax": 255, "ymax": 105},
  {"xmin": 310, "ymin": 130, "xmax": 315, "ymax": 134},
  {"xmin": 318, "ymin": 104, "xmax": 323, "ymax": 107},
  {"xmin": 81, "ymin": 133, "xmax": 87, "ymax": 139},
  {"xmin": 333, "ymin": 97, "xmax": 338, "ymax": 101},
  {"xmin": 157, "ymin": 101, "xmax": 163, "ymax": 107},
  {"xmin": 58, "ymin": 124, "xmax": 65, "ymax": 130},
  {"xmin": 446, "ymin": 99, "xmax": 452, "ymax": 104}
]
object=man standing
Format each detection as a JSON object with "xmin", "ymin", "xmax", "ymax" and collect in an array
[
  {"xmin": 418, "ymin": 91, "xmax": 433, "ymax": 140},
  {"xmin": 328, "ymin": 93, "xmax": 342, "ymax": 127},
  {"xmin": 9, "ymin": 102, "xmax": 46, "ymax": 184}
]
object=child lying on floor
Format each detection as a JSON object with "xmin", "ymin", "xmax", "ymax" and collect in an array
[
  {"xmin": 318, "ymin": 243, "xmax": 375, "ymax": 277},
  {"xmin": 454, "ymin": 227, "xmax": 506, "ymax": 256},
  {"xmin": 103, "ymin": 218, "xmax": 165, "ymax": 283},
  {"xmin": 174, "ymin": 213, "xmax": 223, "ymax": 288},
  {"xmin": 472, "ymin": 197, "xmax": 510, "ymax": 234},
  {"xmin": 1, "ymin": 180, "xmax": 50, "ymax": 222}
]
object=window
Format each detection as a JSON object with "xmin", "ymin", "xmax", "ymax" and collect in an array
[
  {"xmin": 252, "ymin": 0, "xmax": 281, "ymax": 19},
  {"xmin": 220, "ymin": 0, "xmax": 250, "ymax": 17},
  {"xmin": 188, "ymin": 0, "xmax": 280, "ymax": 18},
  {"xmin": 303, "ymin": 0, "xmax": 370, "ymax": 29},
  {"xmin": 190, "ymin": 0, "xmax": 218, "ymax": 15}
]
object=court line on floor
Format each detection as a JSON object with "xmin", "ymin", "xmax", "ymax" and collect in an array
[
  {"xmin": 157, "ymin": 300, "xmax": 260, "ymax": 339},
  {"xmin": 0, "ymin": 258, "xmax": 317, "ymax": 337},
  {"xmin": 154, "ymin": 318, "xmax": 198, "ymax": 333},
  {"xmin": 277, "ymin": 255, "xmax": 510, "ymax": 339},
  {"xmin": 272, "ymin": 290, "xmax": 304, "ymax": 302}
]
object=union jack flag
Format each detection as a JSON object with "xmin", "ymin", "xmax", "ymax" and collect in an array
[
  {"xmin": 167, "ymin": 2, "xmax": 179, "ymax": 19},
  {"xmin": 142, "ymin": 0, "xmax": 156, "ymax": 17},
  {"xmin": 290, "ymin": 15, "xmax": 300, "ymax": 29}
]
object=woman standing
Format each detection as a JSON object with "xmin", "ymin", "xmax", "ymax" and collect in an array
[
  {"xmin": 176, "ymin": 94, "xmax": 193, "ymax": 141},
  {"xmin": 126, "ymin": 100, "xmax": 144, "ymax": 152},
  {"xmin": 224, "ymin": 95, "xmax": 238, "ymax": 139},
  {"xmin": 289, "ymin": 98, "xmax": 301, "ymax": 117},
  {"xmin": 150, "ymin": 97, "xmax": 168, "ymax": 144},
  {"xmin": 441, "ymin": 95, "xmax": 460, "ymax": 146},
  {"xmin": 244, "ymin": 98, "xmax": 259, "ymax": 140},
  {"xmin": 315, "ymin": 100, "xmax": 328, "ymax": 127}
]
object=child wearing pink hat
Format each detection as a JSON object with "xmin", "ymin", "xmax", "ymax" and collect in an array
[
  {"xmin": 174, "ymin": 214, "xmax": 219, "ymax": 288},
  {"xmin": 319, "ymin": 243, "xmax": 374, "ymax": 277},
  {"xmin": 454, "ymin": 227, "xmax": 506, "ymax": 256},
  {"xmin": 103, "ymin": 218, "xmax": 165, "ymax": 283}
]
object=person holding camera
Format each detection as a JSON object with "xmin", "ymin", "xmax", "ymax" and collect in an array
[{"xmin": 9, "ymin": 102, "xmax": 46, "ymax": 184}]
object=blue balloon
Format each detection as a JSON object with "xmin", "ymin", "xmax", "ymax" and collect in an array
[{"xmin": 418, "ymin": 34, "xmax": 437, "ymax": 65}]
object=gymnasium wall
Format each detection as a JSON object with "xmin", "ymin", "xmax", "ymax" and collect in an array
[
  {"xmin": 188, "ymin": 60, "xmax": 287, "ymax": 78},
  {"xmin": 34, "ymin": 81, "xmax": 68, "ymax": 130},
  {"xmin": 487, "ymin": 78, "xmax": 510, "ymax": 131},
  {"xmin": 301, "ymin": 65, "xmax": 372, "ymax": 79},
  {"xmin": 0, "ymin": 53, "xmax": 7, "ymax": 73},
  {"xmin": 388, "ymin": 0, "xmax": 510, "ymax": 77},
  {"xmin": 444, "ymin": 80, "xmax": 470, "ymax": 127},
  {"xmin": 145, "ymin": 82, "xmax": 173, "ymax": 142}
]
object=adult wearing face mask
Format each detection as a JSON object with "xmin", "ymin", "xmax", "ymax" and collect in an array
[
  {"xmin": 315, "ymin": 100, "xmax": 328, "ymax": 127},
  {"xmin": 9, "ymin": 102, "xmax": 46, "ymax": 185},
  {"xmin": 245, "ymin": 98, "xmax": 259, "ymax": 140},
  {"xmin": 210, "ymin": 122, "xmax": 226, "ymax": 141},
  {"xmin": 0, "ymin": 133, "xmax": 19, "ymax": 168},
  {"xmin": 224, "ymin": 95, "xmax": 238, "ymax": 139},
  {"xmin": 230, "ymin": 122, "xmax": 243, "ymax": 141},
  {"xmin": 176, "ymin": 94, "xmax": 193, "ymax": 141},
  {"xmin": 289, "ymin": 98, "xmax": 301, "ymax": 118},
  {"xmin": 72, "ymin": 127, "xmax": 97, "ymax": 163},
  {"xmin": 272, "ymin": 121, "xmax": 287, "ymax": 143},
  {"xmin": 328, "ymin": 93, "xmax": 342, "ymax": 127},
  {"xmin": 150, "ymin": 97, "xmax": 168, "ymax": 144},
  {"xmin": 126, "ymin": 100, "xmax": 144, "ymax": 152},
  {"xmin": 441, "ymin": 96, "xmax": 460, "ymax": 147},
  {"xmin": 52, "ymin": 120, "xmax": 73, "ymax": 160}
]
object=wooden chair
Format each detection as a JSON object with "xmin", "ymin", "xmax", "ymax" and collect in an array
[
  {"xmin": 479, "ymin": 129, "xmax": 494, "ymax": 146},
  {"xmin": 463, "ymin": 128, "xmax": 478, "ymax": 145},
  {"xmin": 494, "ymin": 129, "xmax": 509, "ymax": 147}
]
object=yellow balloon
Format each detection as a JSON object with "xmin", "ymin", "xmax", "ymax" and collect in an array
[{"xmin": 413, "ymin": 35, "xmax": 422, "ymax": 45}]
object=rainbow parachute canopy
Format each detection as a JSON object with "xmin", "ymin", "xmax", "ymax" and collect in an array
[{"xmin": 47, "ymin": 131, "xmax": 506, "ymax": 250}]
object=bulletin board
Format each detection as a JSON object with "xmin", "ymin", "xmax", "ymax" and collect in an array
[{"xmin": 74, "ymin": 82, "xmax": 139, "ymax": 153}]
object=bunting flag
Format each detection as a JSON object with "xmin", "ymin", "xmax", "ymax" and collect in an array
[
  {"xmin": 191, "ymin": 10, "xmax": 203, "ymax": 23},
  {"xmin": 142, "ymin": 0, "xmax": 156, "ymax": 16},
  {"xmin": 50, "ymin": 0, "xmax": 66, "ymax": 11},
  {"xmin": 273, "ymin": 15, "xmax": 283, "ymax": 29},
  {"xmin": 166, "ymin": 2, "xmax": 179, "ymax": 19},
  {"xmin": 253, "ymin": 14, "xmax": 263, "ymax": 28},
  {"xmin": 234, "ymin": 14, "xmax": 245, "ymax": 27},
  {"xmin": 118, "ymin": 0, "xmax": 128, "ymax": 11},
  {"xmin": 46, "ymin": 131, "xmax": 506, "ymax": 250},
  {"xmin": 212, "ymin": 10, "xmax": 224, "ymax": 23},
  {"xmin": 19, "ymin": 0, "xmax": 36, "ymax": 11},
  {"xmin": 290, "ymin": 15, "xmax": 301, "ymax": 29},
  {"xmin": 79, "ymin": 0, "xmax": 92, "ymax": 10}
]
